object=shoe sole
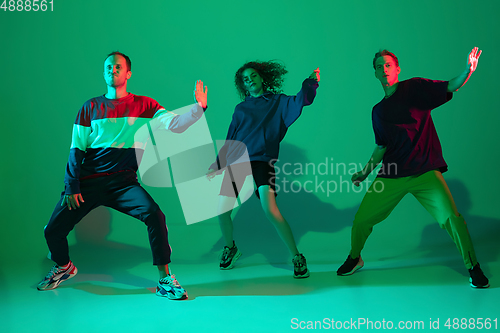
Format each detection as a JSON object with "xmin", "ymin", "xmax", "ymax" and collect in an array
[
  {"xmin": 37, "ymin": 267, "xmax": 78, "ymax": 291},
  {"xmin": 337, "ymin": 259, "xmax": 364, "ymax": 276},
  {"xmin": 220, "ymin": 250, "xmax": 242, "ymax": 270},
  {"xmin": 337, "ymin": 264, "xmax": 363, "ymax": 276},
  {"xmin": 156, "ymin": 289, "xmax": 188, "ymax": 300},
  {"xmin": 469, "ymin": 277, "xmax": 490, "ymax": 289},
  {"xmin": 294, "ymin": 270, "xmax": 310, "ymax": 279}
]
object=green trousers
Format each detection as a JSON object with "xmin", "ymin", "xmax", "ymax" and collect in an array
[{"xmin": 350, "ymin": 170, "xmax": 477, "ymax": 269}]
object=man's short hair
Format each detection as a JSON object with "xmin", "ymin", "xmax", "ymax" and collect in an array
[
  {"xmin": 373, "ymin": 50, "xmax": 399, "ymax": 69},
  {"xmin": 105, "ymin": 51, "xmax": 132, "ymax": 71}
]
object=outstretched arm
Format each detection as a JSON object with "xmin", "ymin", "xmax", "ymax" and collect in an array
[
  {"xmin": 154, "ymin": 80, "xmax": 208, "ymax": 133},
  {"xmin": 282, "ymin": 67, "xmax": 320, "ymax": 127},
  {"xmin": 447, "ymin": 47, "xmax": 482, "ymax": 92},
  {"xmin": 351, "ymin": 145, "xmax": 386, "ymax": 186}
]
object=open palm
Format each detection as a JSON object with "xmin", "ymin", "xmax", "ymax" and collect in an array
[
  {"xmin": 468, "ymin": 47, "xmax": 482, "ymax": 73},
  {"xmin": 194, "ymin": 80, "xmax": 208, "ymax": 108}
]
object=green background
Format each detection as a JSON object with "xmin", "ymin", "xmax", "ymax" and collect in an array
[{"xmin": 0, "ymin": 0, "xmax": 498, "ymax": 283}]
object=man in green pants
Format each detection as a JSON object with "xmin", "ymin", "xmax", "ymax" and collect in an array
[{"xmin": 337, "ymin": 47, "xmax": 489, "ymax": 288}]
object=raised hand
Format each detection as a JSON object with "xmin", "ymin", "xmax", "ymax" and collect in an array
[
  {"xmin": 309, "ymin": 67, "xmax": 320, "ymax": 82},
  {"xmin": 194, "ymin": 80, "xmax": 208, "ymax": 108},
  {"xmin": 468, "ymin": 47, "xmax": 482, "ymax": 73}
]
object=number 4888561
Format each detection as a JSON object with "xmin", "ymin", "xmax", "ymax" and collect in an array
[
  {"xmin": 444, "ymin": 318, "xmax": 498, "ymax": 330},
  {"xmin": 1, "ymin": 0, "xmax": 54, "ymax": 11}
]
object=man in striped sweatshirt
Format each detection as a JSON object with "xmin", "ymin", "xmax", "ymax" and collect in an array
[{"xmin": 37, "ymin": 51, "xmax": 208, "ymax": 300}]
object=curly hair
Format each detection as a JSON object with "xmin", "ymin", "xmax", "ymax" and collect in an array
[
  {"xmin": 373, "ymin": 50, "xmax": 399, "ymax": 69},
  {"xmin": 234, "ymin": 60, "xmax": 288, "ymax": 100}
]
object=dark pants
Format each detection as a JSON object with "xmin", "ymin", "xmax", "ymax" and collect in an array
[{"xmin": 44, "ymin": 171, "xmax": 171, "ymax": 266}]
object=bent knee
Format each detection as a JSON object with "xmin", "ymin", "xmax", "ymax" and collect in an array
[
  {"xmin": 143, "ymin": 206, "xmax": 165, "ymax": 224},
  {"xmin": 44, "ymin": 225, "xmax": 54, "ymax": 239},
  {"xmin": 437, "ymin": 212, "xmax": 465, "ymax": 227}
]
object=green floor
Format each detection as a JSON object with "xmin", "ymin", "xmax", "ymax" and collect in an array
[{"xmin": 2, "ymin": 253, "xmax": 498, "ymax": 332}]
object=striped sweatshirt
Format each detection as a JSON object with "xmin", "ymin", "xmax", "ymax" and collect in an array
[{"xmin": 64, "ymin": 93, "xmax": 205, "ymax": 194}]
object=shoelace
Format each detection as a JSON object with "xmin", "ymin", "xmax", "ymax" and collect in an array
[
  {"xmin": 45, "ymin": 265, "xmax": 63, "ymax": 279},
  {"xmin": 293, "ymin": 256, "xmax": 306, "ymax": 269},
  {"xmin": 161, "ymin": 275, "xmax": 180, "ymax": 287},
  {"xmin": 220, "ymin": 247, "xmax": 232, "ymax": 261}
]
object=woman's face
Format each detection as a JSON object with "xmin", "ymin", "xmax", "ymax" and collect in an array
[{"xmin": 242, "ymin": 68, "xmax": 264, "ymax": 97}]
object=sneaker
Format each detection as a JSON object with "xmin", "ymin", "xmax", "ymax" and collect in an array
[
  {"xmin": 220, "ymin": 241, "xmax": 241, "ymax": 270},
  {"xmin": 337, "ymin": 255, "xmax": 364, "ymax": 276},
  {"xmin": 469, "ymin": 263, "xmax": 489, "ymax": 288},
  {"xmin": 156, "ymin": 274, "xmax": 188, "ymax": 300},
  {"xmin": 292, "ymin": 253, "xmax": 310, "ymax": 279},
  {"xmin": 37, "ymin": 261, "xmax": 78, "ymax": 291}
]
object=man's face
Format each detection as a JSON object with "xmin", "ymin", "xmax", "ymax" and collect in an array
[
  {"xmin": 374, "ymin": 55, "xmax": 400, "ymax": 86},
  {"xmin": 242, "ymin": 68, "xmax": 264, "ymax": 96},
  {"xmin": 103, "ymin": 55, "xmax": 131, "ymax": 88}
]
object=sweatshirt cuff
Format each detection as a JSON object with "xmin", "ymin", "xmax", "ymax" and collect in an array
[
  {"xmin": 304, "ymin": 78, "xmax": 319, "ymax": 87},
  {"xmin": 192, "ymin": 103, "xmax": 207, "ymax": 118},
  {"xmin": 209, "ymin": 161, "xmax": 219, "ymax": 171},
  {"xmin": 65, "ymin": 181, "xmax": 81, "ymax": 195}
]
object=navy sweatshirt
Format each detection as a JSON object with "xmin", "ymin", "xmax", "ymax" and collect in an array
[{"xmin": 211, "ymin": 78, "xmax": 318, "ymax": 171}]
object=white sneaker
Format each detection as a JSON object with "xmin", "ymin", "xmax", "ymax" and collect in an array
[{"xmin": 37, "ymin": 261, "xmax": 78, "ymax": 291}]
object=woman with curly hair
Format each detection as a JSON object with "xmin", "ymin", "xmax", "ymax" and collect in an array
[{"xmin": 207, "ymin": 60, "xmax": 320, "ymax": 278}]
